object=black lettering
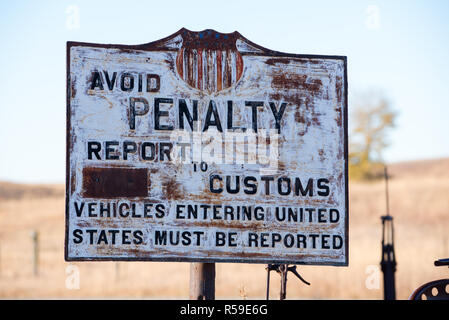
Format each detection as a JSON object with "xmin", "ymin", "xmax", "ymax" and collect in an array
[
  {"xmin": 187, "ymin": 205, "xmax": 198, "ymax": 219},
  {"xmin": 248, "ymin": 233, "xmax": 258, "ymax": 247},
  {"xmin": 155, "ymin": 98, "xmax": 174, "ymax": 130},
  {"xmin": 141, "ymin": 142, "xmax": 155, "ymax": 160},
  {"xmin": 200, "ymin": 204, "xmax": 211, "ymax": 219},
  {"xmin": 254, "ymin": 207, "xmax": 264, "ymax": 221},
  {"xmin": 216, "ymin": 232, "xmax": 226, "ymax": 246},
  {"xmin": 261, "ymin": 176, "xmax": 274, "ymax": 195},
  {"xmin": 138, "ymin": 74, "xmax": 142, "ymax": 92},
  {"xmin": 119, "ymin": 203, "xmax": 130, "ymax": 217},
  {"xmin": 109, "ymin": 230, "xmax": 119, "ymax": 245},
  {"xmin": 176, "ymin": 205, "xmax": 185, "ymax": 219},
  {"xmin": 242, "ymin": 206, "xmax": 252, "ymax": 221},
  {"xmin": 295, "ymin": 178, "xmax": 314, "ymax": 197},
  {"xmin": 146, "ymin": 74, "xmax": 160, "ymax": 92},
  {"xmin": 275, "ymin": 207, "xmax": 285, "ymax": 221},
  {"xmin": 179, "ymin": 99, "xmax": 198, "ymax": 130},
  {"xmin": 90, "ymin": 71, "xmax": 104, "ymax": 90},
  {"xmin": 160, "ymin": 142, "xmax": 172, "ymax": 161},
  {"xmin": 155, "ymin": 230, "xmax": 167, "ymax": 245},
  {"xmin": 287, "ymin": 208, "xmax": 297, "ymax": 222},
  {"xmin": 203, "ymin": 100, "xmax": 223, "ymax": 132},
  {"xmin": 74, "ymin": 202, "xmax": 85, "ymax": 217},
  {"xmin": 226, "ymin": 175, "xmax": 240, "ymax": 194},
  {"xmin": 213, "ymin": 205, "xmax": 222, "ymax": 219},
  {"xmin": 87, "ymin": 141, "xmax": 101, "ymax": 160},
  {"xmin": 318, "ymin": 208, "xmax": 327, "ymax": 223},
  {"xmin": 268, "ymin": 102, "xmax": 287, "ymax": 134},
  {"xmin": 245, "ymin": 101, "xmax": 264, "ymax": 132},
  {"xmin": 260, "ymin": 233, "xmax": 269, "ymax": 247},
  {"xmin": 99, "ymin": 202, "xmax": 110, "ymax": 217},
  {"xmin": 88, "ymin": 202, "xmax": 97, "ymax": 217},
  {"xmin": 271, "ymin": 233, "xmax": 282, "ymax": 247},
  {"xmin": 103, "ymin": 71, "xmax": 117, "ymax": 90},
  {"xmin": 105, "ymin": 141, "xmax": 119, "ymax": 160},
  {"xmin": 155, "ymin": 204, "xmax": 165, "ymax": 218},
  {"xmin": 177, "ymin": 142, "xmax": 190, "ymax": 162},
  {"xmin": 181, "ymin": 231, "xmax": 191, "ymax": 246},
  {"xmin": 284, "ymin": 234, "xmax": 294, "ymax": 248},
  {"xmin": 97, "ymin": 230, "xmax": 108, "ymax": 245},
  {"xmin": 120, "ymin": 73, "xmax": 134, "ymax": 91},
  {"xmin": 193, "ymin": 231, "xmax": 203, "ymax": 246},
  {"xmin": 224, "ymin": 206, "xmax": 234, "ymax": 220},
  {"xmin": 169, "ymin": 231, "xmax": 180, "ymax": 245},
  {"xmin": 330, "ymin": 209, "xmax": 340, "ymax": 223},
  {"xmin": 243, "ymin": 176, "xmax": 257, "ymax": 195},
  {"xmin": 322, "ymin": 234, "xmax": 331, "ymax": 249},
  {"xmin": 143, "ymin": 203, "xmax": 153, "ymax": 218},
  {"xmin": 297, "ymin": 234, "xmax": 307, "ymax": 248},
  {"xmin": 73, "ymin": 229, "xmax": 83, "ymax": 244},
  {"xmin": 122, "ymin": 230, "xmax": 132, "ymax": 245},
  {"xmin": 131, "ymin": 203, "xmax": 140, "ymax": 218},
  {"xmin": 227, "ymin": 101, "xmax": 246, "ymax": 131},
  {"xmin": 129, "ymin": 97, "xmax": 149, "ymax": 130},
  {"xmin": 333, "ymin": 235, "xmax": 343, "ymax": 249},
  {"xmin": 305, "ymin": 208, "xmax": 315, "ymax": 222},
  {"xmin": 278, "ymin": 177, "xmax": 291, "ymax": 195},
  {"xmin": 310, "ymin": 234, "xmax": 319, "ymax": 249},
  {"xmin": 86, "ymin": 229, "xmax": 97, "ymax": 245},
  {"xmin": 123, "ymin": 141, "xmax": 137, "ymax": 160},
  {"xmin": 210, "ymin": 175, "xmax": 223, "ymax": 193},
  {"xmin": 228, "ymin": 232, "xmax": 237, "ymax": 247},
  {"xmin": 317, "ymin": 178, "xmax": 330, "ymax": 196}
]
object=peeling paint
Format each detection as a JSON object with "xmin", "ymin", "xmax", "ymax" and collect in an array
[{"xmin": 65, "ymin": 28, "xmax": 348, "ymax": 266}]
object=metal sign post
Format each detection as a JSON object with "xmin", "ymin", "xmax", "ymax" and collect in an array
[
  {"xmin": 266, "ymin": 264, "xmax": 310, "ymax": 300},
  {"xmin": 189, "ymin": 262, "xmax": 215, "ymax": 300},
  {"xmin": 65, "ymin": 28, "xmax": 348, "ymax": 299},
  {"xmin": 381, "ymin": 166, "xmax": 396, "ymax": 300}
]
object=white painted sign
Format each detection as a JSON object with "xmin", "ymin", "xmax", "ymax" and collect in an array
[{"xmin": 65, "ymin": 28, "xmax": 348, "ymax": 265}]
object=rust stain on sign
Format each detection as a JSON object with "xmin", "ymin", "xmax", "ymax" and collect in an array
[
  {"xmin": 82, "ymin": 167, "xmax": 148, "ymax": 198},
  {"xmin": 65, "ymin": 28, "xmax": 348, "ymax": 266}
]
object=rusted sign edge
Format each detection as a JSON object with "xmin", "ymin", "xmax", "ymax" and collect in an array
[
  {"xmin": 344, "ymin": 58, "xmax": 349, "ymax": 267},
  {"xmin": 66, "ymin": 27, "xmax": 348, "ymax": 60},
  {"xmin": 65, "ymin": 40, "xmax": 71, "ymax": 263},
  {"xmin": 64, "ymin": 256, "xmax": 346, "ymax": 266},
  {"xmin": 65, "ymin": 28, "xmax": 349, "ymax": 266}
]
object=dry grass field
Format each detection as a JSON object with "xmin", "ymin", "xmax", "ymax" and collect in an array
[{"xmin": 0, "ymin": 158, "xmax": 448, "ymax": 299}]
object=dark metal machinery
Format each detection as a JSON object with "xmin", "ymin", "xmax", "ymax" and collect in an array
[
  {"xmin": 409, "ymin": 258, "xmax": 449, "ymax": 300},
  {"xmin": 380, "ymin": 166, "xmax": 397, "ymax": 300}
]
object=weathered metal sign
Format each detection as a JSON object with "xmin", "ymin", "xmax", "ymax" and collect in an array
[{"xmin": 65, "ymin": 28, "xmax": 348, "ymax": 265}]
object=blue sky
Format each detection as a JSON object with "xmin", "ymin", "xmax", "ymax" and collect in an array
[{"xmin": 0, "ymin": 0, "xmax": 448, "ymax": 183}]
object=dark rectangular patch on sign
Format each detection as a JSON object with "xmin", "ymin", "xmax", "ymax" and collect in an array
[{"xmin": 82, "ymin": 167, "xmax": 148, "ymax": 198}]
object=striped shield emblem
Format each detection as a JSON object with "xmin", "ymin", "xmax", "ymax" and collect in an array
[{"xmin": 176, "ymin": 30, "xmax": 243, "ymax": 94}]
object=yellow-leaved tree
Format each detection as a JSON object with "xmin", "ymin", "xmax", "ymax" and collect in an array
[{"xmin": 349, "ymin": 91, "xmax": 397, "ymax": 180}]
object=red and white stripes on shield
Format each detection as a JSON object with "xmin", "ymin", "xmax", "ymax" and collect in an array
[{"xmin": 176, "ymin": 30, "xmax": 243, "ymax": 93}]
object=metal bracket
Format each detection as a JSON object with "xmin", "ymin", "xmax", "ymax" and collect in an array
[
  {"xmin": 266, "ymin": 264, "xmax": 310, "ymax": 300},
  {"xmin": 434, "ymin": 258, "xmax": 449, "ymax": 268}
]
